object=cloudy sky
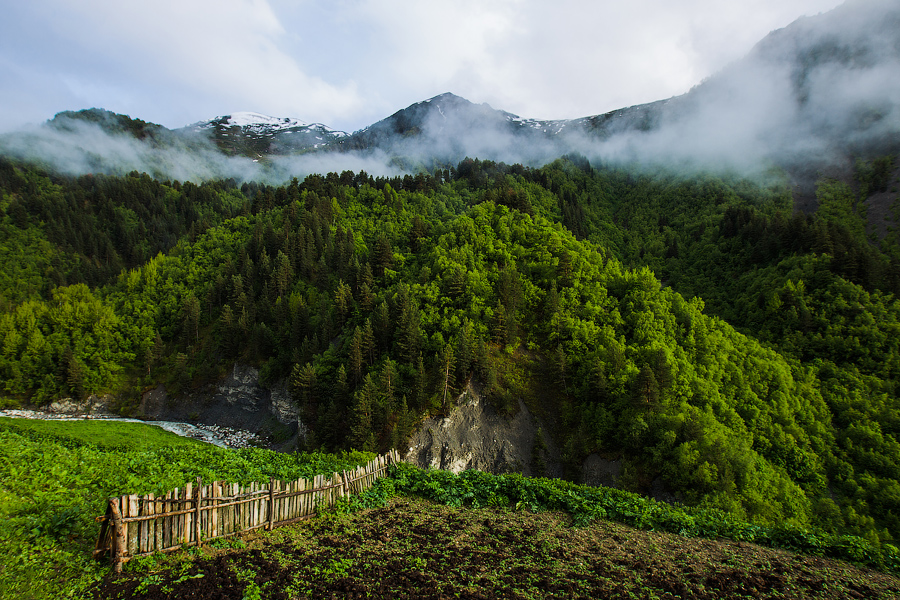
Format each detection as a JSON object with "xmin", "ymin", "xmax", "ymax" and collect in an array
[{"xmin": 0, "ymin": 0, "xmax": 845, "ymax": 134}]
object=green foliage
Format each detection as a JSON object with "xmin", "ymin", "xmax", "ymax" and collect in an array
[{"xmin": 2, "ymin": 152, "xmax": 900, "ymax": 551}]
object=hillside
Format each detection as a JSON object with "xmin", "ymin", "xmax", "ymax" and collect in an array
[
  {"xmin": 96, "ymin": 497, "xmax": 900, "ymax": 600},
  {"xmin": 1, "ymin": 151, "xmax": 900, "ymax": 548},
  {"xmin": 3, "ymin": 417, "xmax": 899, "ymax": 599},
  {"xmin": 0, "ymin": 417, "xmax": 379, "ymax": 599}
]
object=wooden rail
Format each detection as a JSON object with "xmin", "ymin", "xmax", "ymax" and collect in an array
[{"xmin": 94, "ymin": 449, "xmax": 399, "ymax": 572}]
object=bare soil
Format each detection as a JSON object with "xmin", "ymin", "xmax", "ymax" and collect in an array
[{"xmin": 93, "ymin": 498, "xmax": 900, "ymax": 599}]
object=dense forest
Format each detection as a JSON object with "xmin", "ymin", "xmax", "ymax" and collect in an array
[{"xmin": 1, "ymin": 152, "xmax": 899, "ymax": 552}]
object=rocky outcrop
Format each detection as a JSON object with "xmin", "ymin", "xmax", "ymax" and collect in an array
[
  {"xmin": 267, "ymin": 379, "xmax": 297, "ymax": 426},
  {"xmin": 139, "ymin": 363, "xmax": 304, "ymax": 450},
  {"xmin": 43, "ymin": 394, "xmax": 113, "ymax": 415},
  {"xmin": 216, "ymin": 364, "xmax": 267, "ymax": 412},
  {"xmin": 404, "ymin": 384, "xmax": 562, "ymax": 478}
]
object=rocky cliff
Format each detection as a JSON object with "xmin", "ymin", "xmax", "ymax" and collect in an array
[
  {"xmin": 139, "ymin": 363, "xmax": 303, "ymax": 450},
  {"xmin": 403, "ymin": 383, "xmax": 563, "ymax": 478}
]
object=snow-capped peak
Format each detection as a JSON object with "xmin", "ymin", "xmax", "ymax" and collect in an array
[
  {"xmin": 224, "ymin": 112, "xmax": 307, "ymax": 130},
  {"xmin": 188, "ymin": 112, "xmax": 348, "ymax": 139}
]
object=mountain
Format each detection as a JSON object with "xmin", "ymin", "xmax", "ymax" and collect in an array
[
  {"xmin": 332, "ymin": 0, "xmax": 900, "ymax": 179},
  {"xmin": 0, "ymin": 0, "xmax": 897, "ymax": 188},
  {"xmin": 182, "ymin": 111, "xmax": 348, "ymax": 158},
  {"xmin": 334, "ymin": 92, "xmax": 571, "ymax": 165},
  {"xmin": 48, "ymin": 108, "xmax": 170, "ymax": 142}
]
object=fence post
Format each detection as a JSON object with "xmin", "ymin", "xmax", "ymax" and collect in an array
[
  {"xmin": 268, "ymin": 477, "xmax": 275, "ymax": 530},
  {"xmin": 93, "ymin": 503, "xmax": 112, "ymax": 561},
  {"xmin": 194, "ymin": 477, "xmax": 203, "ymax": 548},
  {"xmin": 183, "ymin": 482, "xmax": 192, "ymax": 546},
  {"xmin": 109, "ymin": 498, "xmax": 126, "ymax": 574}
]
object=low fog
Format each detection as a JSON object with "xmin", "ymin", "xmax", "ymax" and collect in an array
[
  {"xmin": 0, "ymin": 115, "xmax": 401, "ymax": 185},
  {"xmin": 583, "ymin": 0, "xmax": 900, "ymax": 173},
  {"xmin": 383, "ymin": 0, "xmax": 900, "ymax": 178},
  {"xmin": 0, "ymin": 0, "xmax": 897, "ymax": 186}
]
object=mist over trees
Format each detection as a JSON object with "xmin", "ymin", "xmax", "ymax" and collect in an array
[{"xmin": 2, "ymin": 1, "xmax": 898, "ymax": 188}]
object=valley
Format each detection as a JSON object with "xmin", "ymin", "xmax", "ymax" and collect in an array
[{"xmin": 1, "ymin": 1, "xmax": 900, "ymax": 598}]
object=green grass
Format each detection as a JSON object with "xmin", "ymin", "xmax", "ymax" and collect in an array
[{"xmin": 0, "ymin": 417, "xmax": 209, "ymax": 451}]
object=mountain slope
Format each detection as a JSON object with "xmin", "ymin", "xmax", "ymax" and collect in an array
[
  {"xmin": 335, "ymin": 92, "xmax": 570, "ymax": 165},
  {"xmin": 572, "ymin": 0, "xmax": 900, "ymax": 196},
  {"xmin": 330, "ymin": 0, "xmax": 900, "ymax": 180}
]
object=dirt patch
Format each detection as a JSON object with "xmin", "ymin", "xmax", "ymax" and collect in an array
[{"xmin": 93, "ymin": 498, "xmax": 900, "ymax": 600}]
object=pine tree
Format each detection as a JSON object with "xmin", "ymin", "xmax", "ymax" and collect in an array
[
  {"xmin": 350, "ymin": 373, "xmax": 377, "ymax": 450},
  {"xmin": 362, "ymin": 319, "xmax": 377, "ymax": 365},
  {"xmin": 334, "ymin": 364, "xmax": 350, "ymax": 409},
  {"xmin": 274, "ymin": 250, "xmax": 293, "ymax": 297},
  {"xmin": 367, "ymin": 300, "xmax": 394, "ymax": 352},
  {"xmin": 349, "ymin": 326, "xmax": 364, "ymax": 383},
  {"xmin": 182, "ymin": 293, "xmax": 200, "ymax": 345},
  {"xmin": 359, "ymin": 282, "xmax": 374, "ymax": 312},
  {"xmin": 334, "ymin": 279, "xmax": 353, "ymax": 327},
  {"xmin": 413, "ymin": 352, "xmax": 427, "ymax": 411},
  {"xmin": 374, "ymin": 234, "xmax": 393, "ymax": 278},
  {"xmin": 291, "ymin": 362, "xmax": 318, "ymax": 423},
  {"xmin": 398, "ymin": 300, "xmax": 422, "ymax": 364},
  {"xmin": 633, "ymin": 364, "xmax": 659, "ymax": 407}
]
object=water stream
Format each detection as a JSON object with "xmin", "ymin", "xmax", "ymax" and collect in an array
[{"xmin": 0, "ymin": 409, "xmax": 261, "ymax": 448}]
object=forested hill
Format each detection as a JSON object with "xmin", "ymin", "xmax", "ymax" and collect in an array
[{"xmin": 2, "ymin": 152, "xmax": 900, "ymax": 551}]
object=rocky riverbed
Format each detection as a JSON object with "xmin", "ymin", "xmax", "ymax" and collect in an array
[
  {"xmin": 138, "ymin": 364, "xmax": 303, "ymax": 451},
  {"xmin": 0, "ymin": 363, "xmax": 305, "ymax": 451}
]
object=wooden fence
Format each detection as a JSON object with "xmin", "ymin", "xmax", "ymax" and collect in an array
[{"xmin": 94, "ymin": 449, "xmax": 400, "ymax": 572}]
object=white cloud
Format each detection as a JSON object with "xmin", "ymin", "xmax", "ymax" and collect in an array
[
  {"xmin": 5, "ymin": 0, "xmax": 363, "ymax": 128},
  {"xmin": 0, "ymin": 0, "xmax": 852, "ymax": 133},
  {"xmin": 414, "ymin": 0, "xmax": 847, "ymax": 121}
]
